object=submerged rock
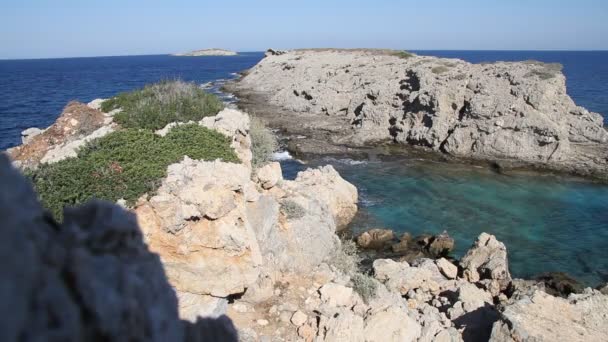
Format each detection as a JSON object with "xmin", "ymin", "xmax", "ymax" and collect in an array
[
  {"xmin": 356, "ymin": 228, "xmax": 395, "ymax": 250},
  {"xmin": 534, "ymin": 272, "xmax": 584, "ymax": 297}
]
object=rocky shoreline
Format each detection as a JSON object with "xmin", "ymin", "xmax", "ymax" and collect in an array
[
  {"xmin": 3, "ymin": 94, "xmax": 608, "ymax": 341},
  {"xmin": 225, "ymin": 49, "xmax": 608, "ymax": 182}
]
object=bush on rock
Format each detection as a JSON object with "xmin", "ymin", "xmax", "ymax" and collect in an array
[
  {"xmin": 101, "ymin": 80, "xmax": 224, "ymax": 130},
  {"xmin": 29, "ymin": 124, "xmax": 238, "ymax": 219}
]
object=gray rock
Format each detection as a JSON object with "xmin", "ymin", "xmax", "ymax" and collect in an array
[
  {"xmin": 460, "ymin": 233, "xmax": 511, "ymax": 291},
  {"xmin": 20, "ymin": 127, "xmax": 43, "ymax": 144},
  {"xmin": 230, "ymin": 49, "xmax": 608, "ymax": 179},
  {"xmin": 490, "ymin": 290, "xmax": 608, "ymax": 342},
  {"xmin": 0, "ymin": 154, "xmax": 237, "ymax": 341}
]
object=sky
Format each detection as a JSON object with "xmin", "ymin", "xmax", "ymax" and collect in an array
[{"xmin": 1, "ymin": 0, "xmax": 607, "ymax": 59}]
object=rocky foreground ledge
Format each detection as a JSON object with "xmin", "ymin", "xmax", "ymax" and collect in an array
[
  {"xmin": 227, "ymin": 49, "xmax": 608, "ymax": 180},
  {"xmin": 3, "ymin": 100, "xmax": 608, "ymax": 341}
]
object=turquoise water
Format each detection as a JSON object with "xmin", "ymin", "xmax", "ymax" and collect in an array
[{"xmin": 282, "ymin": 158, "xmax": 608, "ymax": 286}]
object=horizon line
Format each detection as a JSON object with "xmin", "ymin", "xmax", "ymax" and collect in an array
[{"xmin": 2, "ymin": 49, "xmax": 608, "ymax": 61}]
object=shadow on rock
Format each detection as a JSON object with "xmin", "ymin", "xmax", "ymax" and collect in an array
[{"xmin": 0, "ymin": 154, "xmax": 237, "ymax": 342}]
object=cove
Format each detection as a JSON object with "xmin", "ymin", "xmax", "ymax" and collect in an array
[{"xmin": 281, "ymin": 156, "xmax": 608, "ymax": 287}]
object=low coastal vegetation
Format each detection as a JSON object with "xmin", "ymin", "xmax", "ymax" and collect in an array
[
  {"xmin": 390, "ymin": 50, "xmax": 415, "ymax": 59},
  {"xmin": 250, "ymin": 117, "xmax": 279, "ymax": 169},
  {"xmin": 30, "ymin": 124, "xmax": 238, "ymax": 219},
  {"xmin": 279, "ymin": 199, "xmax": 306, "ymax": 219},
  {"xmin": 101, "ymin": 80, "xmax": 224, "ymax": 130},
  {"xmin": 330, "ymin": 238, "xmax": 378, "ymax": 302}
]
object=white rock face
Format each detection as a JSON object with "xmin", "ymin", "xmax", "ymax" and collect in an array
[
  {"xmin": 255, "ymin": 161, "xmax": 282, "ymax": 189},
  {"xmin": 490, "ymin": 290, "xmax": 608, "ymax": 342},
  {"xmin": 436, "ymin": 258, "xmax": 458, "ymax": 279},
  {"xmin": 364, "ymin": 306, "xmax": 421, "ymax": 342},
  {"xmin": 373, "ymin": 259, "xmax": 441, "ymax": 295},
  {"xmin": 233, "ymin": 49, "xmax": 608, "ymax": 178},
  {"xmin": 201, "ymin": 108, "xmax": 253, "ymax": 168},
  {"xmin": 87, "ymin": 98, "xmax": 106, "ymax": 110},
  {"xmin": 20, "ymin": 127, "xmax": 44, "ymax": 144},
  {"xmin": 286, "ymin": 165, "xmax": 358, "ymax": 230},
  {"xmin": 136, "ymin": 158, "xmax": 263, "ymax": 298},
  {"xmin": 40, "ymin": 125, "xmax": 115, "ymax": 164},
  {"xmin": 460, "ymin": 233, "xmax": 511, "ymax": 292}
]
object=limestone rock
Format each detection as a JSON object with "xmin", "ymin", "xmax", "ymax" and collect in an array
[
  {"xmin": 136, "ymin": 157, "xmax": 263, "ymax": 298},
  {"xmin": 287, "ymin": 165, "xmax": 358, "ymax": 230},
  {"xmin": 490, "ymin": 290, "xmax": 608, "ymax": 342},
  {"xmin": 177, "ymin": 292, "xmax": 228, "ymax": 321},
  {"xmin": 201, "ymin": 108, "xmax": 253, "ymax": 168},
  {"xmin": 356, "ymin": 228, "xmax": 395, "ymax": 250},
  {"xmin": 428, "ymin": 232, "xmax": 455, "ymax": 257},
  {"xmin": 256, "ymin": 162, "xmax": 283, "ymax": 189},
  {"xmin": 364, "ymin": 306, "xmax": 422, "ymax": 342},
  {"xmin": 290, "ymin": 310, "xmax": 308, "ymax": 326},
  {"xmin": 87, "ymin": 98, "xmax": 106, "ymax": 110},
  {"xmin": 0, "ymin": 154, "xmax": 237, "ymax": 341},
  {"xmin": 231, "ymin": 49, "xmax": 608, "ymax": 179},
  {"xmin": 317, "ymin": 309, "xmax": 365, "ymax": 342},
  {"xmin": 319, "ymin": 283, "xmax": 354, "ymax": 307},
  {"xmin": 373, "ymin": 259, "xmax": 440, "ymax": 295},
  {"xmin": 436, "ymin": 258, "xmax": 458, "ymax": 279},
  {"xmin": 20, "ymin": 127, "xmax": 44, "ymax": 144},
  {"xmin": 8, "ymin": 101, "xmax": 107, "ymax": 169},
  {"xmin": 460, "ymin": 233, "xmax": 511, "ymax": 291}
]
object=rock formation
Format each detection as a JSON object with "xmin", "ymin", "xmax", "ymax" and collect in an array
[
  {"xmin": 7, "ymin": 101, "xmax": 115, "ymax": 169},
  {"xmin": 0, "ymin": 154, "xmax": 238, "ymax": 341},
  {"xmin": 173, "ymin": 49, "xmax": 238, "ymax": 56},
  {"xmin": 229, "ymin": 49, "xmax": 608, "ymax": 179}
]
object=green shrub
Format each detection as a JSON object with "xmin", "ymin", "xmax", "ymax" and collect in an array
[
  {"xmin": 250, "ymin": 117, "xmax": 278, "ymax": 169},
  {"xmin": 29, "ymin": 124, "xmax": 238, "ymax": 219},
  {"xmin": 101, "ymin": 80, "xmax": 224, "ymax": 130},
  {"xmin": 351, "ymin": 272, "xmax": 378, "ymax": 303},
  {"xmin": 390, "ymin": 50, "xmax": 415, "ymax": 59},
  {"xmin": 280, "ymin": 199, "xmax": 306, "ymax": 220},
  {"xmin": 331, "ymin": 238, "xmax": 361, "ymax": 275},
  {"xmin": 432, "ymin": 66, "xmax": 450, "ymax": 74}
]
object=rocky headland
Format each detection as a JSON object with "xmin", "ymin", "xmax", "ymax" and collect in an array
[
  {"xmin": 173, "ymin": 48, "xmax": 238, "ymax": 56},
  {"xmin": 3, "ymin": 89, "xmax": 608, "ymax": 341},
  {"xmin": 227, "ymin": 49, "xmax": 608, "ymax": 181}
]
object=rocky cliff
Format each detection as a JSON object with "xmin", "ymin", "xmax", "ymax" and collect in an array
[
  {"xmin": 4, "ymin": 92, "xmax": 608, "ymax": 341},
  {"xmin": 229, "ymin": 49, "xmax": 608, "ymax": 179}
]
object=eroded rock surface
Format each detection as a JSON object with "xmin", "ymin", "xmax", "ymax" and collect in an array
[
  {"xmin": 230, "ymin": 49, "xmax": 608, "ymax": 179},
  {"xmin": 0, "ymin": 154, "xmax": 237, "ymax": 341}
]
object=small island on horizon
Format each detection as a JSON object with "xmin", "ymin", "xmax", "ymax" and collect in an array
[{"xmin": 172, "ymin": 48, "xmax": 238, "ymax": 56}]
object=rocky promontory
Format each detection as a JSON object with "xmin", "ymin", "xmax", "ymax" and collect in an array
[
  {"xmin": 3, "ymin": 81, "xmax": 608, "ymax": 341},
  {"xmin": 173, "ymin": 48, "xmax": 238, "ymax": 56},
  {"xmin": 228, "ymin": 49, "xmax": 608, "ymax": 180}
]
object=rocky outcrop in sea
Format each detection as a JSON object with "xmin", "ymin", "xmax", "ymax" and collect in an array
[
  {"xmin": 3, "ymin": 94, "xmax": 608, "ymax": 341},
  {"xmin": 228, "ymin": 49, "xmax": 608, "ymax": 180}
]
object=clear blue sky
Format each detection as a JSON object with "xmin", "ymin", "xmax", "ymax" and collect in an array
[{"xmin": 1, "ymin": 0, "xmax": 607, "ymax": 59}]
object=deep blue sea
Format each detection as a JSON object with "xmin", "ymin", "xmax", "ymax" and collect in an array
[{"xmin": 1, "ymin": 51, "xmax": 607, "ymax": 286}]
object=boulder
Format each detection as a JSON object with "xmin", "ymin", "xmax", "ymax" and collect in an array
[
  {"xmin": 319, "ymin": 283, "xmax": 354, "ymax": 308},
  {"xmin": 436, "ymin": 258, "xmax": 458, "ymax": 279},
  {"xmin": 373, "ymin": 259, "xmax": 440, "ymax": 295},
  {"xmin": 256, "ymin": 161, "xmax": 282, "ymax": 189},
  {"xmin": 356, "ymin": 228, "xmax": 395, "ymax": 250},
  {"xmin": 8, "ymin": 101, "xmax": 108, "ymax": 169},
  {"xmin": 490, "ymin": 290, "xmax": 608, "ymax": 342},
  {"xmin": 428, "ymin": 232, "xmax": 455, "ymax": 257},
  {"xmin": 286, "ymin": 165, "xmax": 358, "ymax": 230},
  {"xmin": 317, "ymin": 309, "xmax": 365, "ymax": 342},
  {"xmin": 460, "ymin": 233, "xmax": 511, "ymax": 291},
  {"xmin": 20, "ymin": 127, "xmax": 43, "ymax": 144},
  {"xmin": 599, "ymin": 283, "xmax": 608, "ymax": 295},
  {"xmin": 0, "ymin": 154, "xmax": 237, "ymax": 341},
  {"xmin": 364, "ymin": 306, "xmax": 422, "ymax": 342},
  {"xmin": 391, "ymin": 232, "xmax": 412, "ymax": 253},
  {"xmin": 232, "ymin": 49, "xmax": 608, "ymax": 179},
  {"xmin": 136, "ymin": 157, "xmax": 263, "ymax": 298},
  {"xmin": 200, "ymin": 108, "xmax": 253, "ymax": 168}
]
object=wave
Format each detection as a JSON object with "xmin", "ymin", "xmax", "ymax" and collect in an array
[
  {"xmin": 272, "ymin": 151, "xmax": 293, "ymax": 161},
  {"xmin": 323, "ymin": 157, "xmax": 368, "ymax": 166}
]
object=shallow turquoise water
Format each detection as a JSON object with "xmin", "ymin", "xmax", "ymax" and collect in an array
[{"xmin": 282, "ymin": 158, "xmax": 608, "ymax": 286}]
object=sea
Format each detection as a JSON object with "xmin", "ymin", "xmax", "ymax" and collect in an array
[{"xmin": 1, "ymin": 50, "xmax": 607, "ymax": 286}]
